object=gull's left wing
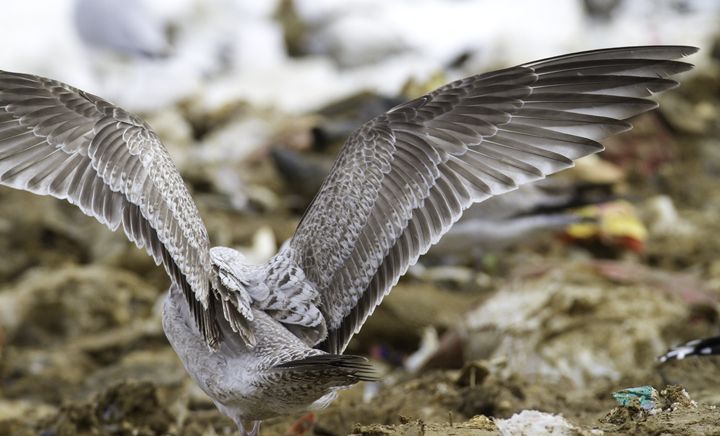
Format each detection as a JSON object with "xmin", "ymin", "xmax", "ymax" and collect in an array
[{"xmin": 278, "ymin": 46, "xmax": 698, "ymax": 354}]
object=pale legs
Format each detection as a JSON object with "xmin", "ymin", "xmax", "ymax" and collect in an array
[{"xmin": 238, "ymin": 420, "xmax": 261, "ymax": 436}]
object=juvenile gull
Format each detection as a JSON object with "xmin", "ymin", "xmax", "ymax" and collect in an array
[{"xmin": 0, "ymin": 45, "xmax": 697, "ymax": 435}]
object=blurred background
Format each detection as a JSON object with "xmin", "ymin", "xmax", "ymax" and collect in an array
[
  {"xmin": 2, "ymin": 0, "xmax": 718, "ymax": 114},
  {"xmin": 2, "ymin": 1, "xmax": 720, "ymax": 435}
]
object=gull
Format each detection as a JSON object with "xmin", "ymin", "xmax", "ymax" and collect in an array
[
  {"xmin": 0, "ymin": 45, "xmax": 697, "ymax": 435},
  {"xmin": 74, "ymin": 0, "xmax": 169, "ymax": 58}
]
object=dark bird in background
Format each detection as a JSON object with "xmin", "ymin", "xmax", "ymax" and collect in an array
[{"xmin": 658, "ymin": 335, "xmax": 720, "ymax": 362}]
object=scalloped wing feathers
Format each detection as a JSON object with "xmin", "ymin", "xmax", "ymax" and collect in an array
[
  {"xmin": 284, "ymin": 45, "xmax": 698, "ymax": 354},
  {"xmin": 0, "ymin": 72, "xmax": 219, "ymax": 344}
]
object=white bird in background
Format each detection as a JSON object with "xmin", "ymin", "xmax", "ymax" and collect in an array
[
  {"xmin": 0, "ymin": 45, "xmax": 696, "ymax": 435},
  {"xmin": 73, "ymin": 0, "xmax": 169, "ymax": 58}
]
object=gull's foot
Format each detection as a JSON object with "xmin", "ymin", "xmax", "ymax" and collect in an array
[{"xmin": 237, "ymin": 420, "xmax": 261, "ymax": 436}]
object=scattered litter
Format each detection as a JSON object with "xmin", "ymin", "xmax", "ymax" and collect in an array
[
  {"xmin": 495, "ymin": 410, "xmax": 600, "ymax": 436},
  {"xmin": 612, "ymin": 386, "xmax": 658, "ymax": 410},
  {"xmin": 562, "ymin": 200, "xmax": 647, "ymax": 253}
]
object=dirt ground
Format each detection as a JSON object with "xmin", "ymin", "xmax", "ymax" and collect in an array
[{"xmin": 2, "ymin": 64, "xmax": 720, "ymax": 436}]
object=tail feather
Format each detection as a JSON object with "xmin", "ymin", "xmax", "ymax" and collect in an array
[{"xmin": 275, "ymin": 354, "xmax": 378, "ymax": 382}]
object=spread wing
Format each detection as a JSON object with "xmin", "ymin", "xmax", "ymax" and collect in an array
[
  {"xmin": 280, "ymin": 45, "xmax": 698, "ymax": 354},
  {"xmin": 0, "ymin": 71, "xmax": 220, "ymax": 345}
]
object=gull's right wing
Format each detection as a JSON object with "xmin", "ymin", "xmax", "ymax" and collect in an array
[{"xmin": 0, "ymin": 72, "xmax": 221, "ymax": 345}]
